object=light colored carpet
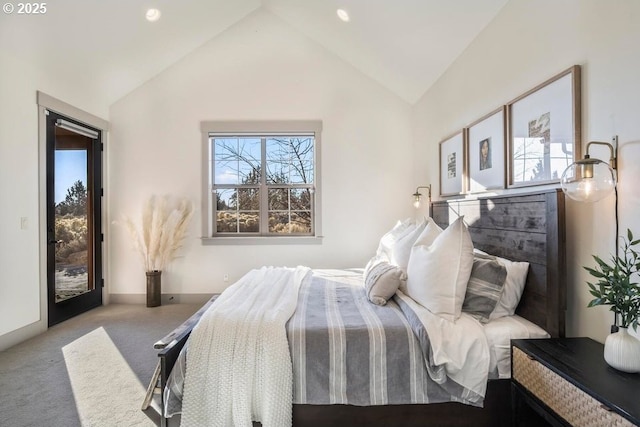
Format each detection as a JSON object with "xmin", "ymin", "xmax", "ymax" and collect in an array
[
  {"xmin": 62, "ymin": 327, "xmax": 155, "ymax": 426},
  {"xmin": 0, "ymin": 303, "xmax": 200, "ymax": 427}
]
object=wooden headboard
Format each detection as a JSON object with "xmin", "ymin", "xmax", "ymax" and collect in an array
[{"xmin": 431, "ymin": 189, "xmax": 566, "ymax": 337}]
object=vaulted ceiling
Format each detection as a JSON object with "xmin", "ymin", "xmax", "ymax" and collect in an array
[{"xmin": 0, "ymin": 0, "xmax": 508, "ymax": 106}]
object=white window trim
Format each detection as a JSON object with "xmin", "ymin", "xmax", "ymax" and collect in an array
[{"xmin": 200, "ymin": 120, "xmax": 323, "ymax": 244}]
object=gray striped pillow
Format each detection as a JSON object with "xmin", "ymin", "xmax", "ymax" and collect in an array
[{"xmin": 462, "ymin": 256, "xmax": 507, "ymax": 323}]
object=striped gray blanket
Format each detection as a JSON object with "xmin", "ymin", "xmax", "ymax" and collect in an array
[{"xmin": 164, "ymin": 269, "xmax": 483, "ymax": 417}]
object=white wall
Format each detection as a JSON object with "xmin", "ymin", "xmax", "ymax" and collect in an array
[
  {"xmin": 9, "ymin": 0, "xmax": 635, "ymax": 349},
  {"xmin": 412, "ymin": 0, "xmax": 640, "ymax": 343},
  {"xmin": 108, "ymin": 10, "xmax": 414, "ymax": 297},
  {"xmin": 0, "ymin": 50, "xmax": 108, "ymax": 347}
]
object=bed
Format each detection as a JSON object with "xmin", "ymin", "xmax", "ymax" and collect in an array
[{"xmin": 143, "ymin": 189, "xmax": 566, "ymax": 427}]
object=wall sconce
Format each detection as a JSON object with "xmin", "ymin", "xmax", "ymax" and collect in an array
[
  {"xmin": 412, "ymin": 185, "xmax": 431, "ymax": 209},
  {"xmin": 560, "ymin": 136, "xmax": 618, "ymax": 202},
  {"xmin": 561, "ymin": 136, "xmax": 619, "ymax": 332}
]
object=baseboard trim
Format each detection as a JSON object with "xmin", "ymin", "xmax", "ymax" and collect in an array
[
  {"xmin": 0, "ymin": 293, "xmax": 213, "ymax": 351},
  {"xmin": 108, "ymin": 293, "xmax": 213, "ymax": 305},
  {"xmin": 0, "ymin": 319, "xmax": 47, "ymax": 352}
]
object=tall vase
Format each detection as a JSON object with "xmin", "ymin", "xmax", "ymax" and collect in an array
[
  {"xmin": 604, "ymin": 327, "xmax": 640, "ymax": 373},
  {"xmin": 146, "ymin": 270, "xmax": 162, "ymax": 307}
]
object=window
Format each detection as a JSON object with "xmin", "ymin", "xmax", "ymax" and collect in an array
[{"xmin": 202, "ymin": 121, "xmax": 322, "ymax": 240}]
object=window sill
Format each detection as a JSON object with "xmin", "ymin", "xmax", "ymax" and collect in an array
[{"xmin": 201, "ymin": 236, "xmax": 323, "ymax": 245}]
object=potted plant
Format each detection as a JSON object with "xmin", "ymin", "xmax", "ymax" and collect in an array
[
  {"xmin": 585, "ymin": 229, "xmax": 640, "ymax": 373},
  {"xmin": 123, "ymin": 195, "xmax": 194, "ymax": 307}
]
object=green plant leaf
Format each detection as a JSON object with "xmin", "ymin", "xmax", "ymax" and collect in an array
[
  {"xmin": 594, "ymin": 255, "xmax": 608, "ymax": 265},
  {"xmin": 584, "ymin": 267, "xmax": 605, "ymax": 278},
  {"xmin": 584, "ymin": 229, "xmax": 640, "ymax": 328},
  {"xmin": 588, "ymin": 290, "xmax": 601, "ymax": 298},
  {"xmin": 587, "ymin": 298, "xmax": 603, "ymax": 307}
]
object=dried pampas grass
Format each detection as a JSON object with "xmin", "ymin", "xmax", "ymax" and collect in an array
[{"xmin": 122, "ymin": 195, "xmax": 194, "ymax": 272}]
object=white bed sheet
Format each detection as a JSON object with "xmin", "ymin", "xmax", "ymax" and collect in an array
[
  {"xmin": 483, "ymin": 315, "xmax": 549, "ymax": 379},
  {"xmin": 396, "ymin": 290, "xmax": 490, "ymax": 399}
]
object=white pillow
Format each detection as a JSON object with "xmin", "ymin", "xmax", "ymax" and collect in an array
[
  {"xmin": 389, "ymin": 220, "xmax": 426, "ymax": 271},
  {"xmin": 413, "ymin": 216, "xmax": 442, "ymax": 247},
  {"xmin": 405, "ymin": 217, "xmax": 474, "ymax": 321},
  {"xmin": 375, "ymin": 218, "xmax": 426, "ymax": 272},
  {"xmin": 376, "ymin": 218, "xmax": 416, "ymax": 259},
  {"xmin": 474, "ymin": 249, "xmax": 530, "ymax": 320},
  {"xmin": 397, "ymin": 218, "xmax": 440, "ymax": 293}
]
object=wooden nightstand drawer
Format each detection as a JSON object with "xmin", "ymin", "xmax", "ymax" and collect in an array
[{"xmin": 513, "ymin": 346, "xmax": 636, "ymax": 427}]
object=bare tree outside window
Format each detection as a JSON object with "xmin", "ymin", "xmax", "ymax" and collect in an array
[{"xmin": 212, "ymin": 135, "xmax": 315, "ymax": 236}]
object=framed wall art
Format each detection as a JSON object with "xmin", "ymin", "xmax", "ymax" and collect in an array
[
  {"xmin": 439, "ymin": 131, "xmax": 465, "ymax": 196},
  {"xmin": 507, "ymin": 65, "xmax": 581, "ymax": 187},
  {"xmin": 466, "ymin": 107, "xmax": 506, "ymax": 193}
]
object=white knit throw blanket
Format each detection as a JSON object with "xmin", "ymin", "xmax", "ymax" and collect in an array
[{"xmin": 180, "ymin": 266, "xmax": 310, "ymax": 427}]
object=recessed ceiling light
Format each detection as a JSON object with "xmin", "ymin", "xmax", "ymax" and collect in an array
[
  {"xmin": 336, "ymin": 9, "xmax": 350, "ymax": 22},
  {"xmin": 145, "ymin": 8, "xmax": 161, "ymax": 22}
]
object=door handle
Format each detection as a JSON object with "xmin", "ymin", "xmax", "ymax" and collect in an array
[{"xmin": 48, "ymin": 240, "xmax": 63, "ymax": 244}]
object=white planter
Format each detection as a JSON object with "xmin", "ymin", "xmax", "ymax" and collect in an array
[{"xmin": 604, "ymin": 327, "xmax": 640, "ymax": 373}]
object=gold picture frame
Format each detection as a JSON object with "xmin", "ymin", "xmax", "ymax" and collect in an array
[
  {"xmin": 507, "ymin": 65, "xmax": 581, "ymax": 188},
  {"xmin": 466, "ymin": 106, "xmax": 506, "ymax": 193},
  {"xmin": 439, "ymin": 130, "xmax": 466, "ymax": 196}
]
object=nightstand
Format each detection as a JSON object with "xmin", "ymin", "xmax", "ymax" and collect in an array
[{"xmin": 511, "ymin": 338, "xmax": 640, "ymax": 427}]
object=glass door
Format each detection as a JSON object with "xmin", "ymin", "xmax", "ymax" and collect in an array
[{"xmin": 46, "ymin": 111, "xmax": 103, "ymax": 326}]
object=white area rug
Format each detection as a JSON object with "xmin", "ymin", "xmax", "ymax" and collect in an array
[{"xmin": 62, "ymin": 327, "xmax": 155, "ymax": 427}]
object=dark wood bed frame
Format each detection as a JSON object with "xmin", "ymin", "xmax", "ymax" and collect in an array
[{"xmin": 145, "ymin": 189, "xmax": 566, "ymax": 427}]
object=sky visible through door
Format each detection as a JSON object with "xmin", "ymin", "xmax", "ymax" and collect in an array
[{"xmin": 55, "ymin": 150, "xmax": 86, "ymax": 203}]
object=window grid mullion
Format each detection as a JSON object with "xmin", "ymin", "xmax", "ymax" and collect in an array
[
  {"xmin": 260, "ymin": 137, "xmax": 268, "ymax": 236},
  {"xmin": 287, "ymin": 188, "xmax": 292, "ymax": 234},
  {"xmin": 212, "ymin": 137, "xmax": 225, "ymax": 236}
]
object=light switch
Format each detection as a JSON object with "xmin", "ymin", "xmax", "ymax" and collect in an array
[{"xmin": 20, "ymin": 217, "xmax": 28, "ymax": 230}]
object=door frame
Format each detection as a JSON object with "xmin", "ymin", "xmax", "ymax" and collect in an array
[
  {"xmin": 37, "ymin": 92, "xmax": 109, "ymax": 329},
  {"xmin": 46, "ymin": 110, "xmax": 103, "ymax": 325}
]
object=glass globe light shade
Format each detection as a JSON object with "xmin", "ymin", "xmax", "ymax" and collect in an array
[
  {"xmin": 413, "ymin": 193, "xmax": 422, "ymax": 209},
  {"xmin": 560, "ymin": 158, "xmax": 616, "ymax": 202}
]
